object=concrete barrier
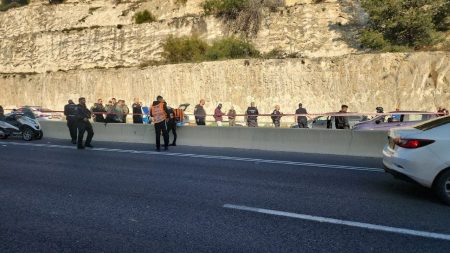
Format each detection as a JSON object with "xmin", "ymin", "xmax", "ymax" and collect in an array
[{"xmin": 39, "ymin": 121, "xmax": 388, "ymax": 157}]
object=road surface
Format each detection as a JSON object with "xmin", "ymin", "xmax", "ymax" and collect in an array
[{"xmin": 0, "ymin": 138, "xmax": 449, "ymax": 252}]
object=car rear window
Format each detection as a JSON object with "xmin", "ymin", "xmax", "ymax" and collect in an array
[{"xmin": 415, "ymin": 116, "xmax": 450, "ymax": 131}]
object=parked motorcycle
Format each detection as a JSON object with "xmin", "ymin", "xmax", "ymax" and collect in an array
[{"xmin": 0, "ymin": 108, "xmax": 43, "ymax": 141}]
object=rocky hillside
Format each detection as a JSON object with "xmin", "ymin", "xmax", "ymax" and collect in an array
[{"xmin": 0, "ymin": 0, "xmax": 448, "ymax": 115}]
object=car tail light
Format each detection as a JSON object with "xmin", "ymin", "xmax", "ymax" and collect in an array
[{"xmin": 394, "ymin": 138, "xmax": 435, "ymax": 149}]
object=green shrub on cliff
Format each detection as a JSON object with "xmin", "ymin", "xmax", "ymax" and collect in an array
[
  {"xmin": 202, "ymin": 0, "xmax": 248, "ymax": 19},
  {"xmin": 360, "ymin": 0, "xmax": 449, "ymax": 50},
  {"xmin": 205, "ymin": 37, "xmax": 260, "ymax": 60},
  {"xmin": 162, "ymin": 36, "xmax": 209, "ymax": 63},
  {"xmin": 161, "ymin": 36, "xmax": 260, "ymax": 63},
  {"xmin": 0, "ymin": 0, "xmax": 29, "ymax": 12},
  {"xmin": 134, "ymin": 10, "xmax": 156, "ymax": 24}
]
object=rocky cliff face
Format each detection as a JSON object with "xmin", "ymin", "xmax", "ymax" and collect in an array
[
  {"xmin": 0, "ymin": 0, "xmax": 363, "ymax": 73},
  {"xmin": 0, "ymin": 0, "xmax": 448, "ymax": 115},
  {"xmin": 1, "ymin": 52, "xmax": 448, "ymax": 116}
]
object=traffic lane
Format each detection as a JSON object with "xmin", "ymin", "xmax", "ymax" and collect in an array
[
  {"xmin": 1, "ymin": 167, "xmax": 449, "ymax": 253},
  {"xmin": 0, "ymin": 137, "xmax": 383, "ymax": 169},
  {"xmin": 0, "ymin": 143, "xmax": 449, "ymax": 235}
]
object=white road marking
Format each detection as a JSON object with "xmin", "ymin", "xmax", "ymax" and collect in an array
[
  {"xmin": 223, "ymin": 204, "xmax": 450, "ymax": 241},
  {"xmin": 0, "ymin": 141, "xmax": 384, "ymax": 173}
]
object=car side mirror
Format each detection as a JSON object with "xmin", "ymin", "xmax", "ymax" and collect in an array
[{"xmin": 375, "ymin": 120, "xmax": 381, "ymax": 124}]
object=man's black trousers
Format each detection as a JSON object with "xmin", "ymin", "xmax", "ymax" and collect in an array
[
  {"xmin": 154, "ymin": 121, "xmax": 169, "ymax": 150},
  {"xmin": 168, "ymin": 123, "xmax": 177, "ymax": 145},
  {"xmin": 67, "ymin": 118, "xmax": 78, "ymax": 142},
  {"xmin": 77, "ymin": 121, "xmax": 94, "ymax": 148}
]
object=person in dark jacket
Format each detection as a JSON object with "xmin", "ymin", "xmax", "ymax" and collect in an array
[
  {"xmin": 0, "ymin": 105, "xmax": 5, "ymax": 120},
  {"xmin": 75, "ymin": 97, "xmax": 94, "ymax": 149},
  {"xmin": 271, "ymin": 105, "xmax": 283, "ymax": 128},
  {"xmin": 64, "ymin": 99, "xmax": 78, "ymax": 144},
  {"xmin": 132, "ymin": 98, "xmax": 143, "ymax": 124},
  {"xmin": 246, "ymin": 102, "xmax": 259, "ymax": 127},
  {"xmin": 167, "ymin": 107, "xmax": 177, "ymax": 146},
  {"xmin": 91, "ymin": 98, "xmax": 106, "ymax": 123},
  {"xmin": 194, "ymin": 99, "xmax": 206, "ymax": 126},
  {"xmin": 295, "ymin": 103, "xmax": 308, "ymax": 128},
  {"xmin": 150, "ymin": 96, "xmax": 170, "ymax": 151},
  {"xmin": 335, "ymin": 105, "xmax": 350, "ymax": 129}
]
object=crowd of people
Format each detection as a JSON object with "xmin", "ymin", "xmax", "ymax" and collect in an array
[{"xmin": 63, "ymin": 96, "xmax": 179, "ymax": 151}]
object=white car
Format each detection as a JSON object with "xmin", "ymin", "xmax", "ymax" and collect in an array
[{"xmin": 383, "ymin": 116, "xmax": 450, "ymax": 205}]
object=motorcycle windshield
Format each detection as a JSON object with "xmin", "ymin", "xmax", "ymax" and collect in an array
[{"xmin": 20, "ymin": 108, "xmax": 36, "ymax": 119}]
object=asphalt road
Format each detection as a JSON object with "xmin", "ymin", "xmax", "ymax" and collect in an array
[{"xmin": 1, "ymin": 138, "xmax": 449, "ymax": 253}]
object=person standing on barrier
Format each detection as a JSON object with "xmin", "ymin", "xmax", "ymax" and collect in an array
[
  {"xmin": 246, "ymin": 102, "xmax": 259, "ymax": 127},
  {"xmin": 228, "ymin": 106, "xmax": 236, "ymax": 127},
  {"xmin": 167, "ymin": 107, "xmax": 177, "ymax": 146},
  {"xmin": 194, "ymin": 99, "xmax": 206, "ymax": 126},
  {"xmin": 271, "ymin": 105, "xmax": 283, "ymax": 128},
  {"xmin": 75, "ymin": 97, "xmax": 94, "ymax": 149},
  {"xmin": 64, "ymin": 99, "xmax": 78, "ymax": 144},
  {"xmin": 295, "ymin": 103, "xmax": 308, "ymax": 128},
  {"xmin": 132, "ymin": 98, "xmax": 143, "ymax": 124},
  {"xmin": 335, "ymin": 104, "xmax": 350, "ymax": 129},
  {"xmin": 150, "ymin": 96, "xmax": 170, "ymax": 151}
]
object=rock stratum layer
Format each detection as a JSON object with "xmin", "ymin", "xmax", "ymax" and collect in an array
[{"xmin": 1, "ymin": 52, "xmax": 448, "ymax": 115}]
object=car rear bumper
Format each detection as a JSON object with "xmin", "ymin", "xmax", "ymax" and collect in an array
[{"xmin": 382, "ymin": 145, "xmax": 435, "ymax": 188}]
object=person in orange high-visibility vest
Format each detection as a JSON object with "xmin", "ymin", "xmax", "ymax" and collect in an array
[{"xmin": 150, "ymin": 96, "xmax": 170, "ymax": 151}]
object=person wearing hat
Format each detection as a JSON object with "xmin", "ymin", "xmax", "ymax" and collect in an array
[{"xmin": 213, "ymin": 103, "xmax": 225, "ymax": 127}]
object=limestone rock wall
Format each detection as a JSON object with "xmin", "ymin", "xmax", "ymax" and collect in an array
[
  {"xmin": 1, "ymin": 52, "xmax": 448, "ymax": 116},
  {"xmin": 0, "ymin": 0, "xmax": 362, "ymax": 73}
]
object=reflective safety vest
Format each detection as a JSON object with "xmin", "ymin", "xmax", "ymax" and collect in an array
[
  {"xmin": 151, "ymin": 103, "xmax": 167, "ymax": 123},
  {"xmin": 173, "ymin": 109, "xmax": 184, "ymax": 123}
]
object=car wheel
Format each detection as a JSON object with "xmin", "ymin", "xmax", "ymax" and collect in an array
[
  {"xmin": 434, "ymin": 169, "xmax": 450, "ymax": 206},
  {"xmin": 22, "ymin": 127, "xmax": 34, "ymax": 141}
]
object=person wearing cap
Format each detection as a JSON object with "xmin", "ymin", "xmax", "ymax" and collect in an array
[
  {"xmin": 64, "ymin": 99, "xmax": 78, "ymax": 144},
  {"xmin": 213, "ymin": 103, "xmax": 225, "ymax": 127},
  {"xmin": 75, "ymin": 97, "xmax": 94, "ymax": 149},
  {"xmin": 150, "ymin": 96, "xmax": 170, "ymax": 151}
]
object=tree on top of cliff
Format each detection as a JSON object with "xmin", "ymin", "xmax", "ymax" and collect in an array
[
  {"xmin": 202, "ymin": 0, "xmax": 285, "ymax": 36},
  {"xmin": 360, "ymin": 0, "xmax": 449, "ymax": 51}
]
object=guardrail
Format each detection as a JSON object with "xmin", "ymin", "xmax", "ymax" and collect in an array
[{"xmin": 38, "ymin": 121, "xmax": 388, "ymax": 157}]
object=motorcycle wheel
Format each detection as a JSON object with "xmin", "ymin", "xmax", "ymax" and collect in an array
[
  {"xmin": 35, "ymin": 130, "xmax": 43, "ymax": 140},
  {"xmin": 22, "ymin": 127, "xmax": 34, "ymax": 141}
]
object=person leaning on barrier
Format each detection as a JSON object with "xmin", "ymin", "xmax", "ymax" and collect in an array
[
  {"xmin": 335, "ymin": 104, "xmax": 350, "ymax": 129},
  {"xmin": 271, "ymin": 105, "xmax": 283, "ymax": 128},
  {"xmin": 228, "ymin": 106, "xmax": 236, "ymax": 127},
  {"xmin": 75, "ymin": 97, "xmax": 94, "ymax": 149},
  {"xmin": 438, "ymin": 106, "xmax": 449, "ymax": 117},
  {"xmin": 64, "ymin": 99, "xmax": 78, "ymax": 144},
  {"xmin": 194, "ymin": 99, "xmax": 206, "ymax": 126},
  {"xmin": 150, "ymin": 96, "xmax": 170, "ymax": 151},
  {"xmin": 295, "ymin": 103, "xmax": 308, "ymax": 128},
  {"xmin": 246, "ymin": 102, "xmax": 259, "ymax": 127},
  {"xmin": 167, "ymin": 107, "xmax": 177, "ymax": 146}
]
